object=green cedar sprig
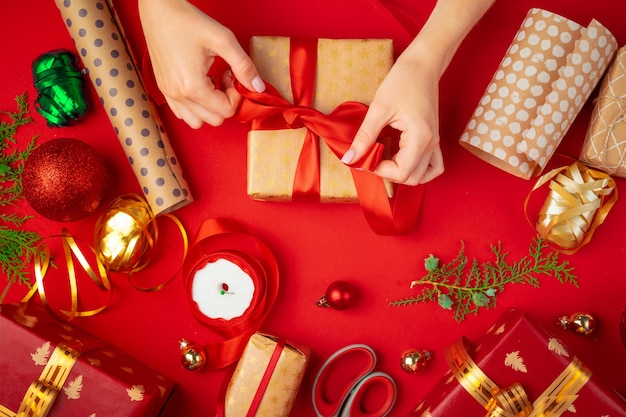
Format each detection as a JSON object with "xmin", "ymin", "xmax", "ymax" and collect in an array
[
  {"xmin": 0, "ymin": 93, "xmax": 42, "ymax": 290},
  {"xmin": 389, "ymin": 236, "xmax": 578, "ymax": 322}
]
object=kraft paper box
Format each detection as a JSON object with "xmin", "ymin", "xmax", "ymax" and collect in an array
[
  {"xmin": 580, "ymin": 45, "xmax": 626, "ymax": 177},
  {"xmin": 459, "ymin": 8, "xmax": 617, "ymax": 179},
  {"xmin": 223, "ymin": 333, "xmax": 310, "ymax": 417},
  {"xmin": 408, "ymin": 309, "xmax": 626, "ymax": 416},
  {"xmin": 0, "ymin": 302, "xmax": 174, "ymax": 417},
  {"xmin": 248, "ymin": 36, "xmax": 393, "ymax": 202}
]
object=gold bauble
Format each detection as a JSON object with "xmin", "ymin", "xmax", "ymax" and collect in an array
[
  {"xmin": 400, "ymin": 349, "xmax": 432, "ymax": 374},
  {"xmin": 179, "ymin": 339, "xmax": 206, "ymax": 371}
]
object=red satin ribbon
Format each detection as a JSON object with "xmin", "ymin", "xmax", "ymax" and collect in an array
[
  {"xmin": 234, "ymin": 38, "xmax": 424, "ymax": 235},
  {"xmin": 182, "ymin": 218, "xmax": 279, "ymax": 370},
  {"xmin": 246, "ymin": 338, "xmax": 286, "ymax": 417}
]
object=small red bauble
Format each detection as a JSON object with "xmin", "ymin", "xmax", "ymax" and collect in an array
[
  {"xmin": 316, "ymin": 280, "xmax": 358, "ymax": 310},
  {"xmin": 22, "ymin": 138, "xmax": 110, "ymax": 222}
]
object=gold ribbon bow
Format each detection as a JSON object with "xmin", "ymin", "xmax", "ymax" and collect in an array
[
  {"xmin": 446, "ymin": 338, "xmax": 591, "ymax": 417},
  {"xmin": 0, "ymin": 342, "xmax": 82, "ymax": 417},
  {"xmin": 527, "ymin": 161, "xmax": 617, "ymax": 253}
]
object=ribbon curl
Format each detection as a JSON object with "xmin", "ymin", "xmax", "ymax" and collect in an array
[
  {"xmin": 22, "ymin": 230, "xmax": 112, "ymax": 321},
  {"xmin": 528, "ymin": 162, "xmax": 617, "ymax": 253},
  {"xmin": 32, "ymin": 50, "xmax": 88, "ymax": 127},
  {"xmin": 445, "ymin": 338, "xmax": 591, "ymax": 417},
  {"xmin": 94, "ymin": 193, "xmax": 188, "ymax": 291}
]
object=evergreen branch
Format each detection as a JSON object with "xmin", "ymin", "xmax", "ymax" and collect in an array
[
  {"xmin": 389, "ymin": 235, "xmax": 577, "ymax": 322},
  {"xmin": 0, "ymin": 92, "xmax": 43, "ymax": 289}
]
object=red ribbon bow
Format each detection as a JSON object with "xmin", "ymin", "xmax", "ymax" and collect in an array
[{"xmin": 234, "ymin": 37, "xmax": 424, "ymax": 235}]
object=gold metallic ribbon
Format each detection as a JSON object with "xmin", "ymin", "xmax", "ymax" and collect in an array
[
  {"xmin": 0, "ymin": 342, "xmax": 80, "ymax": 417},
  {"xmin": 527, "ymin": 161, "xmax": 617, "ymax": 253},
  {"xmin": 22, "ymin": 230, "xmax": 112, "ymax": 321},
  {"xmin": 445, "ymin": 338, "xmax": 592, "ymax": 417},
  {"xmin": 94, "ymin": 194, "xmax": 188, "ymax": 292}
]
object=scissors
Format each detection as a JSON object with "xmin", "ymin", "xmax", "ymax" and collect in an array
[{"xmin": 312, "ymin": 344, "xmax": 396, "ymax": 417}]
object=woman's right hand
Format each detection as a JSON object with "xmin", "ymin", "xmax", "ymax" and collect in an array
[{"xmin": 138, "ymin": 0, "xmax": 265, "ymax": 128}]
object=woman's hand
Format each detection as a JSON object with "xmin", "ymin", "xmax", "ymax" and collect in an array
[{"xmin": 138, "ymin": 0, "xmax": 265, "ymax": 128}]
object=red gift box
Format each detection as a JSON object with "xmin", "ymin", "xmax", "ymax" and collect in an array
[
  {"xmin": 0, "ymin": 302, "xmax": 174, "ymax": 417},
  {"xmin": 409, "ymin": 309, "xmax": 626, "ymax": 416}
]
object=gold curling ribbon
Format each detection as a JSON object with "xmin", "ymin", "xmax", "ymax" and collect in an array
[
  {"xmin": 445, "ymin": 338, "xmax": 592, "ymax": 417},
  {"xmin": 0, "ymin": 342, "xmax": 80, "ymax": 417},
  {"xmin": 94, "ymin": 194, "xmax": 188, "ymax": 292},
  {"xmin": 22, "ymin": 230, "xmax": 112, "ymax": 321},
  {"xmin": 526, "ymin": 161, "xmax": 617, "ymax": 253}
]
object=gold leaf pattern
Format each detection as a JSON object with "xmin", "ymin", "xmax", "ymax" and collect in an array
[
  {"xmin": 567, "ymin": 404, "xmax": 576, "ymax": 412},
  {"xmin": 127, "ymin": 385, "xmax": 145, "ymax": 402},
  {"xmin": 504, "ymin": 351, "xmax": 527, "ymax": 373},
  {"xmin": 86, "ymin": 357, "xmax": 102, "ymax": 367},
  {"xmin": 63, "ymin": 374, "xmax": 83, "ymax": 399},
  {"xmin": 495, "ymin": 324, "xmax": 506, "ymax": 335},
  {"xmin": 31, "ymin": 341, "xmax": 51, "ymax": 366},
  {"xmin": 547, "ymin": 338, "xmax": 570, "ymax": 357}
]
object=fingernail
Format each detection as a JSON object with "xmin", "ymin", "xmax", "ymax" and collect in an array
[
  {"xmin": 225, "ymin": 69, "xmax": 233, "ymax": 78},
  {"xmin": 341, "ymin": 149, "xmax": 356, "ymax": 164},
  {"xmin": 251, "ymin": 76, "xmax": 266, "ymax": 93}
]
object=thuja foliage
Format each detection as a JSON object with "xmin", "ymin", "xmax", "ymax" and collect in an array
[
  {"xmin": 0, "ymin": 93, "xmax": 41, "ymax": 287},
  {"xmin": 389, "ymin": 236, "xmax": 578, "ymax": 322}
]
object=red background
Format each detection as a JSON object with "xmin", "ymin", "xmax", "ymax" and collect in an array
[{"xmin": 1, "ymin": 0, "xmax": 625, "ymax": 416}]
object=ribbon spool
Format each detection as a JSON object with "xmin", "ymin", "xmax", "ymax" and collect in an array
[
  {"xmin": 94, "ymin": 193, "xmax": 187, "ymax": 291},
  {"xmin": 32, "ymin": 49, "xmax": 88, "ymax": 127},
  {"xmin": 182, "ymin": 218, "xmax": 279, "ymax": 370}
]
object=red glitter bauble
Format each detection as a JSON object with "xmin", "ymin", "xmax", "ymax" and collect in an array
[{"xmin": 22, "ymin": 138, "xmax": 110, "ymax": 222}]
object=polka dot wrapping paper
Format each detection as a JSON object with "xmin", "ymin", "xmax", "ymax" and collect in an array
[
  {"xmin": 459, "ymin": 8, "xmax": 618, "ymax": 180},
  {"xmin": 52, "ymin": 0, "xmax": 192, "ymax": 215},
  {"xmin": 580, "ymin": 45, "xmax": 626, "ymax": 178}
]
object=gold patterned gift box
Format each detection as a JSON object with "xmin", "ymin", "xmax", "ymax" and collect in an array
[
  {"xmin": 247, "ymin": 36, "xmax": 394, "ymax": 202},
  {"xmin": 580, "ymin": 45, "xmax": 626, "ymax": 177},
  {"xmin": 0, "ymin": 302, "xmax": 174, "ymax": 417},
  {"xmin": 223, "ymin": 333, "xmax": 310, "ymax": 417},
  {"xmin": 407, "ymin": 309, "xmax": 626, "ymax": 416}
]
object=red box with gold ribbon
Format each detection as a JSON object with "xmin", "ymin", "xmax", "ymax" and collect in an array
[
  {"xmin": 234, "ymin": 36, "xmax": 425, "ymax": 235},
  {"xmin": 0, "ymin": 302, "xmax": 174, "ymax": 417},
  {"xmin": 408, "ymin": 309, "xmax": 626, "ymax": 416}
]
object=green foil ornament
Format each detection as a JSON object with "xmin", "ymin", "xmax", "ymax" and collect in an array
[{"xmin": 32, "ymin": 50, "xmax": 88, "ymax": 126}]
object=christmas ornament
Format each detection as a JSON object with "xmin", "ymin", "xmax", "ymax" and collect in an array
[
  {"xmin": 400, "ymin": 349, "xmax": 432, "ymax": 374},
  {"xmin": 22, "ymin": 138, "xmax": 110, "ymax": 222},
  {"xmin": 179, "ymin": 339, "xmax": 206, "ymax": 371},
  {"xmin": 559, "ymin": 312, "xmax": 597, "ymax": 336},
  {"xmin": 315, "ymin": 280, "xmax": 358, "ymax": 310},
  {"xmin": 32, "ymin": 50, "xmax": 88, "ymax": 126}
]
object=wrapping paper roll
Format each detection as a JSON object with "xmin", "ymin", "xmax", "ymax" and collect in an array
[
  {"xmin": 53, "ymin": 0, "xmax": 192, "ymax": 214},
  {"xmin": 459, "ymin": 8, "xmax": 617, "ymax": 179},
  {"xmin": 580, "ymin": 45, "xmax": 626, "ymax": 177}
]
